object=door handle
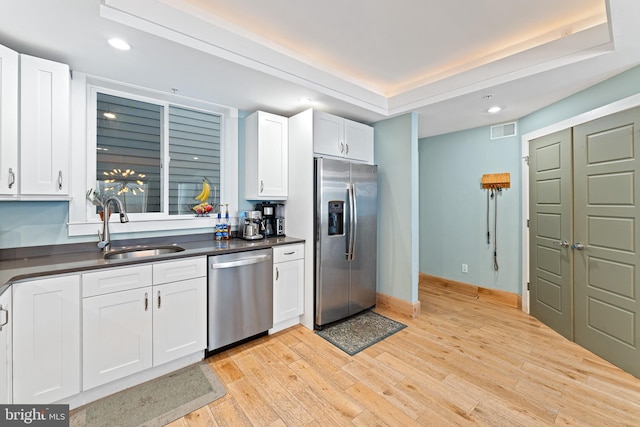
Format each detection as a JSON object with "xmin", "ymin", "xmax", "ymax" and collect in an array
[
  {"xmin": 211, "ymin": 254, "xmax": 270, "ymax": 269},
  {"xmin": 347, "ymin": 183, "xmax": 356, "ymax": 260},
  {"xmin": 8, "ymin": 168, "xmax": 15, "ymax": 189},
  {"xmin": 553, "ymin": 240, "xmax": 570, "ymax": 248},
  {"xmin": 572, "ymin": 243, "xmax": 585, "ymax": 250},
  {"xmin": 0, "ymin": 304, "xmax": 8, "ymax": 331}
]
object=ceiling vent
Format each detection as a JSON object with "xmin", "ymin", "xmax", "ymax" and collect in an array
[{"xmin": 490, "ymin": 122, "xmax": 517, "ymax": 140}]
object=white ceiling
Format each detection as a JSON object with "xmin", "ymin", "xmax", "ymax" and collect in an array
[{"xmin": 1, "ymin": 0, "xmax": 640, "ymax": 138}]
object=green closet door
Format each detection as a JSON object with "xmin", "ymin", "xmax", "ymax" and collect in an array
[
  {"xmin": 573, "ymin": 107, "xmax": 640, "ymax": 377},
  {"xmin": 529, "ymin": 129, "xmax": 573, "ymax": 339}
]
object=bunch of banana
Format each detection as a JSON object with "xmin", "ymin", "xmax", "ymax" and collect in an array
[{"xmin": 195, "ymin": 177, "xmax": 211, "ymax": 202}]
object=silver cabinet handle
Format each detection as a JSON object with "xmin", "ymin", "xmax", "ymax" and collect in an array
[
  {"xmin": 157, "ymin": 291, "xmax": 161, "ymax": 309},
  {"xmin": 58, "ymin": 170, "xmax": 63, "ymax": 190},
  {"xmin": 572, "ymin": 243, "xmax": 585, "ymax": 250},
  {"xmin": 284, "ymin": 251, "xmax": 295, "ymax": 255},
  {"xmin": 275, "ymin": 267, "xmax": 279, "ymax": 281},
  {"xmin": 339, "ymin": 142, "xmax": 345, "ymax": 153},
  {"xmin": 260, "ymin": 180, "xmax": 264, "ymax": 193},
  {"xmin": 144, "ymin": 292, "xmax": 149, "ymax": 311},
  {"xmin": 553, "ymin": 240, "xmax": 570, "ymax": 248},
  {"xmin": 0, "ymin": 304, "xmax": 8, "ymax": 331},
  {"xmin": 8, "ymin": 168, "xmax": 15, "ymax": 189},
  {"xmin": 345, "ymin": 143, "xmax": 349, "ymax": 155}
]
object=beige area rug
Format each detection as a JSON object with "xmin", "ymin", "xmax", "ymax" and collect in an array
[{"xmin": 70, "ymin": 362, "xmax": 226, "ymax": 427}]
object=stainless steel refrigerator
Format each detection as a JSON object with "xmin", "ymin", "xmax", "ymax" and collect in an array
[{"xmin": 315, "ymin": 157, "xmax": 378, "ymax": 328}]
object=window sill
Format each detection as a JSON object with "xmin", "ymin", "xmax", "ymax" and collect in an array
[{"xmin": 67, "ymin": 216, "xmax": 218, "ymax": 237}]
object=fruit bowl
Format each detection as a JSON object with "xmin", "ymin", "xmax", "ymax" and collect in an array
[
  {"xmin": 192, "ymin": 202, "xmax": 214, "ymax": 216},
  {"xmin": 192, "ymin": 177, "xmax": 213, "ymax": 216}
]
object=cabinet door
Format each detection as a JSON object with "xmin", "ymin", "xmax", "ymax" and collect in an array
[
  {"xmin": 0, "ymin": 291, "xmax": 12, "ymax": 404},
  {"xmin": 19, "ymin": 54, "xmax": 70, "ymax": 195},
  {"xmin": 313, "ymin": 110, "xmax": 345, "ymax": 158},
  {"xmin": 0, "ymin": 44, "xmax": 18, "ymax": 196},
  {"xmin": 83, "ymin": 287, "xmax": 153, "ymax": 390},
  {"xmin": 245, "ymin": 111, "xmax": 288, "ymax": 200},
  {"xmin": 344, "ymin": 119, "xmax": 374, "ymax": 164},
  {"xmin": 257, "ymin": 112, "xmax": 288, "ymax": 198},
  {"xmin": 13, "ymin": 275, "xmax": 80, "ymax": 403},
  {"xmin": 153, "ymin": 278, "xmax": 207, "ymax": 366},
  {"xmin": 273, "ymin": 259, "xmax": 304, "ymax": 324}
]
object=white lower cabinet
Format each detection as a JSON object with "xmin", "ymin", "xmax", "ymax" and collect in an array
[
  {"xmin": 82, "ymin": 257, "xmax": 206, "ymax": 390},
  {"xmin": 82, "ymin": 286, "xmax": 153, "ymax": 390},
  {"xmin": 152, "ymin": 278, "xmax": 206, "ymax": 366},
  {"xmin": 0, "ymin": 290, "xmax": 12, "ymax": 404},
  {"xmin": 12, "ymin": 275, "xmax": 81, "ymax": 403},
  {"xmin": 271, "ymin": 244, "xmax": 304, "ymax": 333}
]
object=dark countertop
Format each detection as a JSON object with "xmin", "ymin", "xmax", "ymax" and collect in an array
[{"xmin": 0, "ymin": 234, "xmax": 305, "ymax": 295}]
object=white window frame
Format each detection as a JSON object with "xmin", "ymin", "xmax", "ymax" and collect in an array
[{"xmin": 68, "ymin": 73, "xmax": 238, "ymax": 237}]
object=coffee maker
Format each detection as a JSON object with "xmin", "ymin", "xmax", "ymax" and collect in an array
[
  {"xmin": 238, "ymin": 210, "xmax": 264, "ymax": 240},
  {"xmin": 257, "ymin": 202, "xmax": 285, "ymax": 237}
]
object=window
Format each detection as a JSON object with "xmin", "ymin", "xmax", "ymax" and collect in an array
[
  {"xmin": 67, "ymin": 73, "xmax": 239, "ymax": 237},
  {"xmin": 95, "ymin": 92, "xmax": 221, "ymax": 215}
]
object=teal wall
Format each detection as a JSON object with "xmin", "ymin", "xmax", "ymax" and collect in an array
[
  {"xmin": 374, "ymin": 112, "xmax": 419, "ymax": 303},
  {"xmin": 419, "ymin": 126, "xmax": 521, "ymax": 292},
  {"xmin": 0, "ymin": 201, "xmax": 84, "ymax": 247},
  {"xmin": 419, "ymin": 64, "xmax": 640, "ymax": 295}
]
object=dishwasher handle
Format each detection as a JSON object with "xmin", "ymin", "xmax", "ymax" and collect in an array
[{"xmin": 210, "ymin": 254, "xmax": 271, "ymax": 269}]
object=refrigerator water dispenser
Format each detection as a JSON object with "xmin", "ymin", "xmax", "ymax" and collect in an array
[{"xmin": 328, "ymin": 201, "xmax": 344, "ymax": 235}]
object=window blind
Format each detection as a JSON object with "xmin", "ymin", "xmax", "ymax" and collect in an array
[{"xmin": 168, "ymin": 106, "xmax": 221, "ymax": 214}]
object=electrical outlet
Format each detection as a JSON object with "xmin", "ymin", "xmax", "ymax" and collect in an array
[{"xmin": 462, "ymin": 264, "xmax": 468, "ymax": 273}]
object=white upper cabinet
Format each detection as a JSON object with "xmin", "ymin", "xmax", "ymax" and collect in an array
[
  {"xmin": 19, "ymin": 54, "xmax": 70, "ymax": 196},
  {"xmin": 245, "ymin": 111, "xmax": 288, "ymax": 200},
  {"xmin": 0, "ymin": 44, "xmax": 18, "ymax": 196},
  {"xmin": 313, "ymin": 110, "xmax": 374, "ymax": 164}
]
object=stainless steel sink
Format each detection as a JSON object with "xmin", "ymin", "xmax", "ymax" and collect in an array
[{"xmin": 104, "ymin": 245, "xmax": 185, "ymax": 260}]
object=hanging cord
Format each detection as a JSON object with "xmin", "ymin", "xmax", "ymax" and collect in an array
[
  {"xmin": 493, "ymin": 186, "xmax": 501, "ymax": 271},
  {"xmin": 486, "ymin": 189, "xmax": 491, "ymax": 244}
]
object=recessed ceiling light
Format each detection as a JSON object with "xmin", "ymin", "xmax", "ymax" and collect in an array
[
  {"xmin": 299, "ymin": 97, "xmax": 313, "ymax": 105},
  {"xmin": 108, "ymin": 38, "xmax": 131, "ymax": 51},
  {"xmin": 487, "ymin": 106, "xmax": 502, "ymax": 114},
  {"xmin": 103, "ymin": 112, "xmax": 117, "ymax": 119}
]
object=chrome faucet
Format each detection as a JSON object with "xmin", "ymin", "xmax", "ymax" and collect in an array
[{"xmin": 97, "ymin": 196, "xmax": 129, "ymax": 251}]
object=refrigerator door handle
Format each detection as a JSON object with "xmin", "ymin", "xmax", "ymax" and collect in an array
[{"xmin": 348, "ymin": 183, "xmax": 357, "ymax": 261}]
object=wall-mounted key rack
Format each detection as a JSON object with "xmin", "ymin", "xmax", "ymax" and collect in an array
[{"xmin": 481, "ymin": 172, "xmax": 510, "ymax": 189}]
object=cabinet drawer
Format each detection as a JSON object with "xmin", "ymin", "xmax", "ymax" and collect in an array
[
  {"xmin": 273, "ymin": 244, "xmax": 304, "ymax": 263},
  {"xmin": 153, "ymin": 257, "xmax": 206, "ymax": 285},
  {"xmin": 82, "ymin": 265, "xmax": 152, "ymax": 297}
]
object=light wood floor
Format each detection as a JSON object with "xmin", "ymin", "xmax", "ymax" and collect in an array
[{"xmin": 167, "ymin": 284, "xmax": 640, "ymax": 426}]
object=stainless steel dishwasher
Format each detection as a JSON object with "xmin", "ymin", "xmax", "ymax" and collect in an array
[{"xmin": 207, "ymin": 248, "xmax": 273, "ymax": 352}]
